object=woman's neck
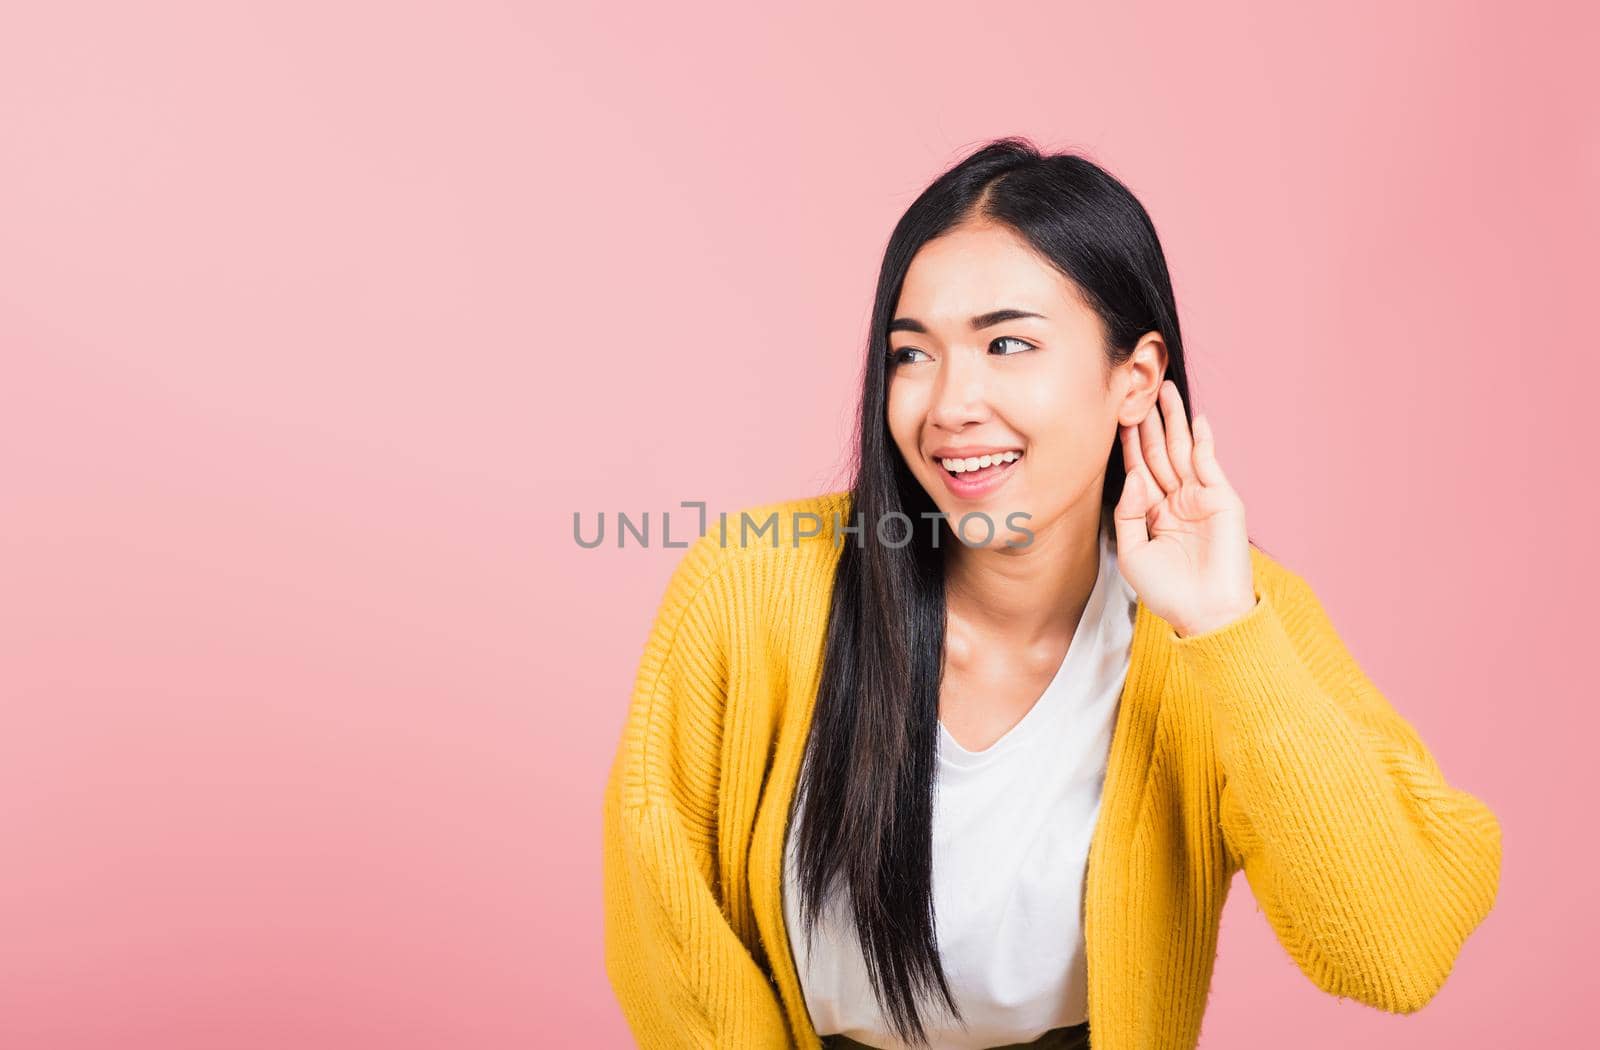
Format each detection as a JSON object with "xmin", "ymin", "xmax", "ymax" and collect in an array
[{"xmin": 942, "ymin": 501, "xmax": 1107, "ymax": 649}]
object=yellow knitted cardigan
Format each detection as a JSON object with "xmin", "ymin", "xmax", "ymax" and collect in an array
[{"xmin": 601, "ymin": 490, "xmax": 1501, "ymax": 1049}]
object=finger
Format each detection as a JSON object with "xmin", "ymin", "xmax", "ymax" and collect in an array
[
  {"xmin": 1117, "ymin": 423, "xmax": 1160, "ymax": 512},
  {"xmin": 1113, "ymin": 426, "xmax": 1155, "ymax": 555},
  {"xmin": 1192, "ymin": 414, "xmax": 1231, "ymax": 489},
  {"xmin": 1139, "ymin": 395, "xmax": 1181, "ymax": 495},
  {"xmin": 1160, "ymin": 381, "xmax": 1196, "ymax": 485},
  {"xmin": 1119, "ymin": 416, "xmax": 1148, "ymax": 482}
]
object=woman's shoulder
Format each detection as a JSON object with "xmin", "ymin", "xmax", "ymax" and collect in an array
[
  {"xmin": 658, "ymin": 490, "xmax": 853, "ymax": 617},
  {"xmin": 685, "ymin": 489, "xmax": 851, "ymax": 562},
  {"xmin": 704, "ymin": 489, "xmax": 853, "ymax": 549}
]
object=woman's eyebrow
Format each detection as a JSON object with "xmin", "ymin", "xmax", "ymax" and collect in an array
[{"xmin": 888, "ymin": 308, "xmax": 1047, "ymax": 334}]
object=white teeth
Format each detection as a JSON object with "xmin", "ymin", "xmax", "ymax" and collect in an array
[{"xmin": 939, "ymin": 450, "xmax": 1020, "ymax": 473}]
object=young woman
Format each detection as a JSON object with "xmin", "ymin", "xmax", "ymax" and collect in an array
[{"xmin": 601, "ymin": 138, "xmax": 1502, "ymax": 1050}]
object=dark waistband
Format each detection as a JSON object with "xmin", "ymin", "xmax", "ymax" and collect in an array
[{"xmin": 822, "ymin": 1020, "xmax": 1090, "ymax": 1050}]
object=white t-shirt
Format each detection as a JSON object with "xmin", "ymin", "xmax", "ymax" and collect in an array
[{"xmin": 782, "ymin": 524, "xmax": 1137, "ymax": 1049}]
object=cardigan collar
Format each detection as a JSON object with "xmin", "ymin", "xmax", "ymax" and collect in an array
[{"xmin": 747, "ymin": 591, "xmax": 1176, "ymax": 1048}]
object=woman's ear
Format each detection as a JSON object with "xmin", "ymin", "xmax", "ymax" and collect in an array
[{"xmin": 1115, "ymin": 332, "xmax": 1168, "ymax": 427}]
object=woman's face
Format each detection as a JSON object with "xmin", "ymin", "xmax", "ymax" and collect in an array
[{"xmin": 885, "ymin": 221, "xmax": 1163, "ymax": 551}]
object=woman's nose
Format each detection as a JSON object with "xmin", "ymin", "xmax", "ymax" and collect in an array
[{"xmin": 928, "ymin": 353, "xmax": 991, "ymax": 430}]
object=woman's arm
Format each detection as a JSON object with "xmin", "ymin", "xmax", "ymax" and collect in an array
[
  {"xmin": 601, "ymin": 534, "xmax": 791, "ymax": 1048},
  {"xmin": 1170, "ymin": 561, "xmax": 1502, "ymax": 1014}
]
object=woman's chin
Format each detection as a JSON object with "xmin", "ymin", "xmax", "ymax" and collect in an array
[{"xmin": 928, "ymin": 497, "xmax": 1034, "ymax": 551}]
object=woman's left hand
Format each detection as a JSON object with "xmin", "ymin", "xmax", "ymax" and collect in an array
[{"xmin": 1114, "ymin": 379, "xmax": 1259, "ymax": 638}]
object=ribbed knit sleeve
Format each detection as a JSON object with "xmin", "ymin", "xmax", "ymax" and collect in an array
[
  {"xmin": 1169, "ymin": 564, "xmax": 1502, "ymax": 1015},
  {"xmin": 601, "ymin": 533, "xmax": 793, "ymax": 1049}
]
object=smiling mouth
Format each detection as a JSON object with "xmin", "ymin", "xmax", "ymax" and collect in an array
[{"xmin": 936, "ymin": 451, "xmax": 1023, "ymax": 478}]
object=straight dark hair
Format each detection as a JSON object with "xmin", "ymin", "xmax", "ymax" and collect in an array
[{"xmin": 788, "ymin": 137, "xmax": 1268, "ymax": 1046}]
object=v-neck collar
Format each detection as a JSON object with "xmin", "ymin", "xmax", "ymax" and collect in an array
[
  {"xmin": 748, "ymin": 590, "xmax": 1175, "ymax": 1048},
  {"xmin": 938, "ymin": 523, "xmax": 1117, "ymax": 769}
]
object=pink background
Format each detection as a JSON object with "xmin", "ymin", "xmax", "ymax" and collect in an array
[{"xmin": 3, "ymin": 2, "xmax": 1595, "ymax": 1047}]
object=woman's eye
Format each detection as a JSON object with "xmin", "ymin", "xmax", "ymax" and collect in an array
[
  {"xmin": 992, "ymin": 336, "xmax": 1034, "ymax": 355},
  {"xmin": 889, "ymin": 347, "xmax": 930, "ymax": 365}
]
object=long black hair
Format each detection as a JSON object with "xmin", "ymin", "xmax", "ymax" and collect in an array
[{"xmin": 788, "ymin": 136, "xmax": 1266, "ymax": 1046}]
